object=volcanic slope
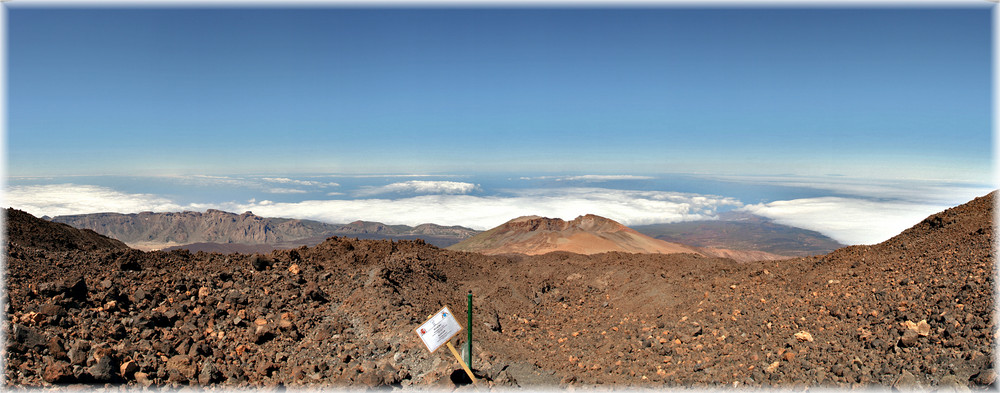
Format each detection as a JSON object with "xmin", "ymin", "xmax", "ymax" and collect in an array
[
  {"xmin": 7, "ymin": 208, "xmax": 128, "ymax": 252},
  {"xmin": 448, "ymin": 214, "xmax": 703, "ymax": 256},
  {"xmin": 4, "ymin": 192, "xmax": 994, "ymax": 389}
]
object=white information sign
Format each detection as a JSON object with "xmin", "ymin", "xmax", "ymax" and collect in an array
[{"xmin": 415, "ymin": 306, "xmax": 463, "ymax": 353}]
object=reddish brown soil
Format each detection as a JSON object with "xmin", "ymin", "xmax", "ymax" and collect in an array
[{"xmin": 3, "ymin": 192, "xmax": 995, "ymax": 389}]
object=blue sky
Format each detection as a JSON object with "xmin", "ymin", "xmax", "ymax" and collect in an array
[
  {"xmin": 4, "ymin": 5, "xmax": 996, "ymax": 245},
  {"xmin": 7, "ymin": 6, "xmax": 992, "ymax": 178}
]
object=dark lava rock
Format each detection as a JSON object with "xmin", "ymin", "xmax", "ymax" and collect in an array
[
  {"xmin": 304, "ymin": 283, "xmax": 328, "ymax": 303},
  {"xmin": 47, "ymin": 336, "xmax": 67, "ymax": 359},
  {"xmin": 38, "ymin": 276, "xmax": 88, "ymax": 301},
  {"xmin": 899, "ymin": 330, "xmax": 919, "ymax": 348},
  {"xmin": 250, "ymin": 255, "xmax": 271, "ymax": 271},
  {"xmin": 87, "ymin": 355, "xmax": 115, "ymax": 382},
  {"xmin": 11, "ymin": 323, "xmax": 47, "ymax": 351},
  {"xmin": 119, "ymin": 258, "xmax": 142, "ymax": 271},
  {"xmin": 133, "ymin": 288, "xmax": 150, "ymax": 303},
  {"xmin": 39, "ymin": 302, "xmax": 67, "ymax": 319}
]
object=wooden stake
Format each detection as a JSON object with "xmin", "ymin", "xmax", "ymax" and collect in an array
[{"xmin": 447, "ymin": 341, "xmax": 478, "ymax": 386}]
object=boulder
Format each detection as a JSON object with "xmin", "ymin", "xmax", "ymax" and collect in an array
[
  {"xmin": 11, "ymin": 324, "xmax": 46, "ymax": 351},
  {"xmin": 43, "ymin": 361, "xmax": 74, "ymax": 384},
  {"xmin": 250, "ymin": 255, "xmax": 271, "ymax": 271},
  {"xmin": 166, "ymin": 355, "xmax": 197, "ymax": 383},
  {"xmin": 87, "ymin": 355, "xmax": 115, "ymax": 382}
]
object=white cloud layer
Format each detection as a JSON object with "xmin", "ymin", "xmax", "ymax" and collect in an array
[
  {"xmin": 708, "ymin": 174, "xmax": 992, "ymax": 205},
  {"xmin": 234, "ymin": 188, "xmax": 741, "ymax": 229},
  {"xmin": 707, "ymin": 174, "xmax": 995, "ymax": 244},
  {"xmin": 354, "ymin": 181, "xmax": 480, "ymax": 197},
  {"xmin": 261, "ymin": 177, "xmax": 339, "ymax": 188},
  {"xmin": 520, "ymin": 175, "xmax": 655, "ymax": 182},
  {"xmin": 740, "ymin": 197, "xmax": 962, "ymax": 245},
  {"xmin": 8, "ymin": 180, "xmax": 991, "ymax": 246},
  {"xmin": 559, "ymin": 175, "xmax": 655, "ymax": 181},
  {"xmin": 5, "ymin": 184, "xmax": 740, "ymax": 230},
  {"xmin": 163, "ymin": 175, "xmax": 338, "ymax": 191},
  {"xmin": 6, "ymin": 184, "xmax": 187, "ymax": 217},
  {"xmin": 265, "ymin": 188, "xmax": 308, "ymax": 194}
]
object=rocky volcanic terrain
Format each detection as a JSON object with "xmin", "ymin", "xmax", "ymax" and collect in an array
[
  {"xmin": 4, "ymin": 192, "xmax": 995, "ymax": 389},
  {"xmin": 52, "ymin": 210, "xmax": 479, "ymax": 251}
]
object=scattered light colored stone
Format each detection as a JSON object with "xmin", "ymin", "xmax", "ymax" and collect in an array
[
  {"xmin": 766, "ymin": 361, "xmax": 780, "ymax": 373},
  {"xmin": 21, "ymin": 311, "xmax": 44, "ymax": 324},
  {"xmin": 893, "ymin": 370, "xmax": 920, "ymax": 391},
  {"xmin": 198, "ymin": 286, "xmax": 211, "ymax": 298},
  {"xmin": 120, "ymin": 360, "xmax": 139, "ymax": 377},
  {"xmin": 916, "ymin": 320, "xmax": 931, "ymax": 336},
  {"xmin": 135, "ymin": 372, "xmax": 153, "ymax": 387},
  {"xmin": 902, "ymin": 319, "xmax": 931, "ymax": 337},
  {"xmin": 794, "ymin": 331, "xmax": 814, "ymax": 342},
  {"xmin": 288, "ymin": 264, "xmax": 301, "ymax": 275},
  {"xmin": 938, "ymin": 374, "xmax": 970, "ymax": 392}
]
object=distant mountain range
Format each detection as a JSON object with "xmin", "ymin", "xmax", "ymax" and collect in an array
[
  {"xmin": 631, "ymin": 211, "xmax": 844, "ymax": 257},
  {"xmin": 47, "ymin": 209, "xmax": 842, "ymax": 259},
  {"xmin": 49, "ymin": 210, "xmax": 479, "ymax": 252}
]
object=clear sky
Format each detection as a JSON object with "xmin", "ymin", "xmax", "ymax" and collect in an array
[
  {"xmin": 7, "ymin": 6, "xmax": 993, "ymax": 179},
  {"xmin": 3, "ymin": 5, "xmax": 995, "ymax": 246}
]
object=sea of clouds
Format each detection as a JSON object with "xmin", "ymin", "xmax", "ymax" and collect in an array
[{"xmin": 5, "ymin": 174, "xmax": 993, "ymax": 245}]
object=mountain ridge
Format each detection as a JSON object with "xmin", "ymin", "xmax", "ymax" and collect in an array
[{"xmin": 50, "ymin": 210, "xmax": 479, "ymax": 251}]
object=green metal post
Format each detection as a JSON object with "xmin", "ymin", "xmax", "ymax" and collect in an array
[{"xmin": 466, "ymin": 290, "xmax": 473, "ymax": 369}]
